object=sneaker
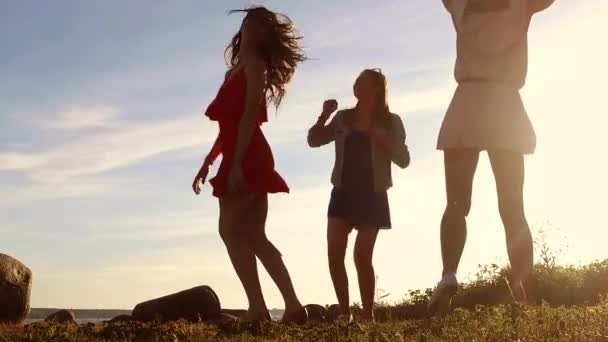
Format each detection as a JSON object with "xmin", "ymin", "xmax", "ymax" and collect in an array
[
  {"xmin": 506, "ymin": 277, "xmax": 529, "ymax": 305},
  {"xmin": 427, "ymin": 279, "xmax": 458, "ymax": 316}
]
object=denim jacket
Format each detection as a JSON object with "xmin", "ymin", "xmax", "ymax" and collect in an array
[{"xmin": 307, "ymin": 109, "xmax": 410, "ymax": 192}]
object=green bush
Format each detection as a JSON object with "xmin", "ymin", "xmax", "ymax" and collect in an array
[{"xmin": 374, "ymin": 259, "xmax": 608, "ymax": 322}]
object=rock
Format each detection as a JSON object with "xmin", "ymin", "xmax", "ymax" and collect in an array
[
  {"xmin": 132, "ymin": 285, "xmax": 221, "ymax": 323},
  {"xmin": 0, "ymin": 253, "xmax": 32, "ymax": 323},
  {"xmin": 109, "ymin": 315, "xmax": 132, "ymax": 324},
  {"xmin": 304, "ymin": 304, "xmax": 329, "ymax": 323},
  {"xmin": 327, "ymin": 304, "xmax": 341, "ymax": 321},
  {"xmin": 45, "ymin": 309, "xmax": 77, "ymax": 325}
]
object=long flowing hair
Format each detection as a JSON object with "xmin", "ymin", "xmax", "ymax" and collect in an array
[{"xmin": 225, "ymin": 6, "xmax": 306, "ymax": 108}]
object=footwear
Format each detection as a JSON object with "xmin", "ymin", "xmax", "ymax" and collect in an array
[
  {"xmin": 427, "ymin": 278, "xmax": 458, "ymax": 316},
  {"xmin": 281, "ymin": 307, "xmax": 308, "ymax": 325},
  {"xmin": 506, "ymin": 277, "xmax": 529, "ymax": 305}
]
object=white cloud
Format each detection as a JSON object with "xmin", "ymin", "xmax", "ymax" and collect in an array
[
  {"xmin": 0, "ymin": 174, "xmax": 138, "ymax": 207},
  {"xmin": 46, "ymin": 106, "xmax": 118, "ymax": 130},
  {"xmin": 0, "ymin": 114, "xmax": 215, "ymax": 184},
  {"xmin": 0, "ymin": 152, "xmax": 44, "ymax": 171},
  {"xmin": 303, "ymin": 1, "xmax": 442, "ymax": 50},
  {"xmin": 87, "ymin": 210, "xmax": 218, "ymax": 241}
]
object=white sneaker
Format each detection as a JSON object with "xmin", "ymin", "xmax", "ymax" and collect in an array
[{"xmin": 427, "ymin": 278, "xmax": 458, "ymax": 316}]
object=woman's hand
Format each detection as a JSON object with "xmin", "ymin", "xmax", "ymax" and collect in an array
[
  {"xmin": 192, "ymin": 165, "xmax": 209, "ymax": 195},
  {"xmin": 319, "ymin": 99, "xmax": 338, "ymax": 124},
  {"xmin": 227, "ymin": 165, "xmax": 246, "ymax": 194}
]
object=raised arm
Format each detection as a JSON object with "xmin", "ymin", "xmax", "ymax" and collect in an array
[
  {"xmin": 371, "ymin": 114, "xmax": 410, "ymax": 169},
  {"xmin": 530, "ymin": 0, "xmax": 555, "ymax": 13},
  {"xmin": 308, "ymin": 100, "xmax": 339, "ymax": 148}
]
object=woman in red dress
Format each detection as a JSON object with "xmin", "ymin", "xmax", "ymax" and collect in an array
[{"xmin": 192, "ymin": 7, "xmax": 307, "ymax": 323}]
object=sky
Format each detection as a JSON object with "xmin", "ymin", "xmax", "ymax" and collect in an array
[{"xmin": 1, "ymin": 0, "xmax": 607, "ymax": 310}]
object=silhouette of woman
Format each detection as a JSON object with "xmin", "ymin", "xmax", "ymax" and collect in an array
[
  {"xmin": 428, "ymin": 0, "xmax": 555, "ymax": 314},
  {"xmin": 308, "ymin": 69, "xmax": 410, "ymax": 322},
  {"xmin": 192, "ymin": 6, "xmax": 307, "ymax": 323}
]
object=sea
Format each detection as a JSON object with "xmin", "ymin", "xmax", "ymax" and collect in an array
[{"xmin": 24, "ymin": 318, "xmax": 107, "ymax": 324}]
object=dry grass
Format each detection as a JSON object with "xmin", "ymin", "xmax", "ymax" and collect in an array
[{"xmin": 2, "ymin": 303, "xmax": 608, "ymax": 341}]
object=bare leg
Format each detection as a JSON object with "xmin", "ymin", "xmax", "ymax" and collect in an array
[
  {"xmin": 353, "ymin": 227, "xmax": 380, "ymax": 321},
  {"xmin": 327, "ymin": 217, "xmax": 353, "ymax": 316},
  {"xmin": 488, "ymin": 150, "xmax": 533, "ymax": 303},
  {"xmin": 219, "ymin": 195, "xmax": 268, "ymax": 320},
  {"xmin": 429, "ymin": 149, "xmax": 481, "ymax": 315},
  {"xmin": 441, "ymin": 149, "xmax": 480, "ymax": 274},
  {"xmin": 248, "ymin": 194, "xmax": 303, "ymax": 315}
]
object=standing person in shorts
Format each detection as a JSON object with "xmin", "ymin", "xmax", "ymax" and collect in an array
[
  {"xmin": 308, "ymin": 69, "xmax": 410, "ymax": 322},
  {"xmin": 428, "ymin": 0, "xmax": 555, "ymax": 314}
]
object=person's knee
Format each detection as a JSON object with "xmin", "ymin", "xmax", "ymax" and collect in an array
[
  {"xmin": 328, "ymin": 243, "xmax": 346, "ymax": 266},
  {"xmin": 444, "ymin": 198, "xmax": 471, "ymax": 220},
  {"xmin": 251, "ymin": 235, "xmax": 282, "ymax": 258},
  {"xmin": 327, "ymin": 234, "xmax": 347, "ymax": 257},
  {"xmin": 219, "ymin": 220, "xmax": 238, "ymax": 245},
  {"xmin": 498, "ymin": 201, "xmax": 527, "ymax": 229}
]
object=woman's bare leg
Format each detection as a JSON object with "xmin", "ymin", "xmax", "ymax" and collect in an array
[
  {"xmin": 353, "ymin": 227, "xmax": 380, "ymax": 321},
  {"xmin": 219, "ymin": 195, "xmax": 268, "ymax": 319},
  {"xmin": 441, "ymin": 149, "xmax": 480, "ymax": 275},
  {"xmin": 248, "ymin": 194, "xmax": 303, "ymax": 316},
  {"xmin": 327, "ymin": 217, "xmax": 353, "ymax": 316},
  {"xmin": 428, "ymin": 149, "xmax": 479, "ymax": 314},
  {"xmin": 488, "ymin": 150, "xmax": 533, "ymax": 303}
]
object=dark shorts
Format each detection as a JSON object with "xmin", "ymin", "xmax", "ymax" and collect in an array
[{"xmin": 327, "ymin": 188, "xmax": 391, "ymax": 230}]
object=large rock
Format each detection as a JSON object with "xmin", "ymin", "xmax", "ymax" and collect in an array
[
  {"xmin": 132, "ymin": 286, "xmax": 221, "ymax": 323},
  {"xmin": 304, "ymin": 304, "xmax": 329, "ymax": 323},
  {"xmin": 45, "ymin": 309, "xmax": 77, "ymax": 325},
  {"xmin": 327, "ymin": 304, "xmax": 341, "ymax": 322},
  {"xmin": 0, "ymin": 253, "xmax": 32, "ymax": 323}
]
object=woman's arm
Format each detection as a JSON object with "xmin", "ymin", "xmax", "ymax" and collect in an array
[
  {"xmin": 193, "ymin": 134, "xmax": 221, "ymax": 195},
  {"xmin": 530, "ymin": 0, "xmax": 555, "ymax": 13},
  {"xmin": 308, "ymin": 115, "xmax": 337, "ymax": 148},
  {"xmin": 203, "ymin": 135, "xmax": 222, "ymax": 167},
  {"xmin": 371, "ymin": 115, "xmax": 410, "ymax": 169},
  {"xmin": 308, "ymin": 100, "xmax": 339, "ymax": 148},
  {"xmin": 230, "ymin": 59, "xmax": 265, "ymax": 177}
]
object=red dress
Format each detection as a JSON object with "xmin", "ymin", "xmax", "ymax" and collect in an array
[{"xmin": 203, "ymin": 68, "xmax": 289, "ymax": 197}]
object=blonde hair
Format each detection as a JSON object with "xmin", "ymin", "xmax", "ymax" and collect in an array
[{"xmin": 353, "ymin": 68, "xmax": 391, "ymax": 127}]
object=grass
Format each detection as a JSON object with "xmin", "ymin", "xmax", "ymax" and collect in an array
[{"xmin": 2, "ymin": 302, "xmax": 608, "ymax": 342}]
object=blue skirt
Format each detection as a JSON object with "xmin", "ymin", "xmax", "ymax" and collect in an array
[{"xmin": 328, "ymin": 188, "xmax": 391, "ymax": 230}]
